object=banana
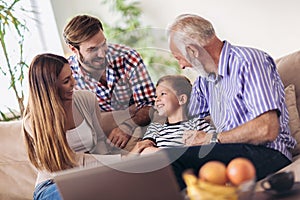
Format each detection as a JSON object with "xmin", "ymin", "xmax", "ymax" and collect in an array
[
  {"xmin": 182, "ymin": 170, "xmax": 198, "ymax": 186},
  {"xmin": 198, "ymin": 180, "xmax": 237, "ymax": 195},
  {"xmin": 198, "ymin": 180, "xmax": 238, "ymax": 200},
  {"xmin": 183, "ymin": 170, "xmax": 239, "ymax": 200}
]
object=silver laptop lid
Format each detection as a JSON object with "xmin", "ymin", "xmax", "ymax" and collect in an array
[{"xmin": 54, "ymin": 151, "xmax": 183, "ymax": 200}]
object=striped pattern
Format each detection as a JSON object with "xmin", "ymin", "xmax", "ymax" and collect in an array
[
  {"xmin": 69, "ymin": 43, "xmax": 156, "ymax": 111},
  {"xmin": 188, "ymin": 41, "xmax": 296, "ymax": 160},
  {"xmin": 143, "ymin": 117, "xmax": 215, "ymax": 148}
]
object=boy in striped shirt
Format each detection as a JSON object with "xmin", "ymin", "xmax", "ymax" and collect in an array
[{"xmin": 130, "ymin": 75, "xmax": 215, "ymax": 154}]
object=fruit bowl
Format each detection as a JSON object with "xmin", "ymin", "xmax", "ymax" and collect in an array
[{"xmin": 183, "ymin": 171, "xmax": 256, "ymax": 200}]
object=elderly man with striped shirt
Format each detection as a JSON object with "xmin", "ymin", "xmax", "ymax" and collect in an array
[{"xmin": 166, "ymin": 14, "xmax": 296, "ymax": 190}]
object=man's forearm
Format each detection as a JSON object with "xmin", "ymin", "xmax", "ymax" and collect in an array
[
  {"xmin": 218, "ymin": 110, "xmax": 280, "ymax": 144},
  {"xmin": 126, "ymin": 106, "xmax": 152, "ymax": 127}
]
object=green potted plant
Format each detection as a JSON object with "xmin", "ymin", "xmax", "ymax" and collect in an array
[{"xmin": 0, "ymin": 0, "xmax": 29, "ymax": 120}]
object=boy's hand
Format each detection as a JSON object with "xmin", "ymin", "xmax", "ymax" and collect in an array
[{"xmin": 130, "ymin": 139, "xmax": 156, "ymax": 154}]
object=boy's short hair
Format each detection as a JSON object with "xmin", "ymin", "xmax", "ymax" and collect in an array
[{"xmin": 156, "ymin": 75, "xmax": 192, "ymax": 103}]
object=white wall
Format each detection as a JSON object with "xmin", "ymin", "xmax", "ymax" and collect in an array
[
  {"xmin": 140, "ymin": 0, "xmax": 300, "ymax": 58},
  {"xmin": 52, "ymin": 0, "xmax": 300, "ymax": 58}
]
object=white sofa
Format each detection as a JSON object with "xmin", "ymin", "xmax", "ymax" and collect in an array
[{"xmin": 1, "ymin": 50, "xmax": 300, "ymax": 199}]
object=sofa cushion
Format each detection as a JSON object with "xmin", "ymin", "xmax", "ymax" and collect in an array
[
  {"xmin": 284, "ymin": 84, "xmax": 300, "ymax": 156},
  {"xmin": 0, "ymin": 121, "xmax": 36, "ymax": 200},
  {"xmin": 276, "ymin": 50, "xmax": 300, "ymax": 115},
  {"xmin": 276, "ymin": 50, "xmax": 300, "ymax": 157}
]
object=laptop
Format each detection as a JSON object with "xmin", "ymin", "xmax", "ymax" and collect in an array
[{"xmin": 54, "ymin": 151, "xmax": 184, "ymax": 200}]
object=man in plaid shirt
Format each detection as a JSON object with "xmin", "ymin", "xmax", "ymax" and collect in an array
[{"xmin": 63, "ymin": 14, "xmax": 156, "ymax": 150}]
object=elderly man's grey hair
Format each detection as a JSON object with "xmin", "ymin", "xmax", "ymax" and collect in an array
[
  {"xmin": 167, "ymin": 14, "xmax": 215, "ymax": 47},
  {"xmin": 167, "ymin": 14, "xmax": 215, "ymax": 78}
]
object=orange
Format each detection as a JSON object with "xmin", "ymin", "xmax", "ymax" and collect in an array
[
  {"xmin": 226, "ymin": 157, "xmax": 256, "ymax": 186},
  {"xmin": 199, "ymin": 161, "xmax": 228, "ymax": 185}
]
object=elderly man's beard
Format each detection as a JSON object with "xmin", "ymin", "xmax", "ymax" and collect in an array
[
  {"xmin": 174, "ymin": 39, "xmax": 209, "ymax": 78},
  {"xmin": 189, "ymin": 56, "xmax": 209, "ymax": 78}
]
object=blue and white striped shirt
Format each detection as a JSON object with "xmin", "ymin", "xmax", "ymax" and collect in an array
[
  {"xmin": 188, "ymin": 41, "xmax": 296, "ymax": 160},
  {"xmin": 143, "ymin": 117, "xmax": 215, "ymax": 148}
]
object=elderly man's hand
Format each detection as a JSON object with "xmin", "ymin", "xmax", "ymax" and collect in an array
[{"xmin": 183, "ymin": 130, "xmax": 212, "ymax": 146}]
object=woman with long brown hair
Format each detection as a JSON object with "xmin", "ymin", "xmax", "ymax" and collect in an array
[{"xmin": 23, "ymin": 53, "xmax": 130, "ymax": 199}]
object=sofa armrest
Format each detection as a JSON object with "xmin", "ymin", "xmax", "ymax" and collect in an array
[{"xmin": 0, "ymin": 121, "xmax": 37, "ymax": 200}]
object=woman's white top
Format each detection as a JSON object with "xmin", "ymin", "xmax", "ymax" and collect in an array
[{"xmin": 66, "ymin": 119, "xmax": 93, "ymax": 153}]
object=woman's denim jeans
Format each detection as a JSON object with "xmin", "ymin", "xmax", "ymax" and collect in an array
[{"xmin": 33, "ymin": 180, "xmax": 62, "ymax": 200}]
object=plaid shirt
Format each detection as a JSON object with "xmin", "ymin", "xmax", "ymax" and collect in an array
[{"xmin": 69, "ymin": 43, "xmax": 156, "ymax": 111}]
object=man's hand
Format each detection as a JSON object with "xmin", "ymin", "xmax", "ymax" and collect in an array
[
  {"xmin": 183, "ymin": 130, "xmax": 211, "ymax": 146},
  {"xmin": 107, "ymin": 127, "xmax": 131, "ymax": 149}
]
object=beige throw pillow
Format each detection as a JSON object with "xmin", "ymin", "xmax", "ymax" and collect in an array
[{"xmin": 284, "ymin": 84, "xmax": 300, "ymax": 156}]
